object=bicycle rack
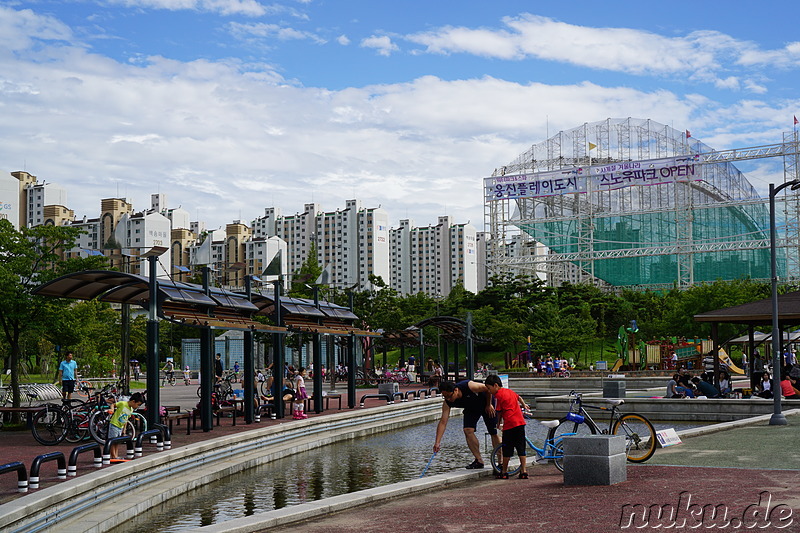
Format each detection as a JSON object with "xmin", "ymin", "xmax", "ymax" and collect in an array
[
  {"xmin": 404, "ymin": 390, "xmax": 419, "ymax": 401},
  {"xmin": 153, "ymin": 422, "xmax": 171, "ymax": 449},
  {"xmin": 393, "ymin": 391, "xmax": 406, "ymax": 403},
  {"xmin": 102, "ymin": 436, "xmax": 134, "ymax": 464},
  {"xmin": 0, "ymin": 461, "xmax": 28, "ymax": 493},
  {"xmin": 135, "ymin": 429, "xmax": 164, "ymax": 457},
  {"xmin": 68, "ymin": 442, "xmax": 103, "ymax": 475},
  {"xmin": 359, "ymin": 393, "xmax": 392, "ymax": 407},
  {"xmin": 29, "ymin": 452, "xmax": 67, "ymax": 489}
]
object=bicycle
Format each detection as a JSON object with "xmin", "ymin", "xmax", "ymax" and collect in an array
[
  {"xmin": 489, "ymin": 412, "xmax": 568, "ymax": 474},
  {"xmin": 88, "ymin": 390, "xmax": 147, "ymax": 444},
  {"xmin": 162, "ymin": 372, "xmax": 176, "ymax": 387},
  {"xmin": 546, "ymin": 390, "xmax": 657, "ymax": 463}
]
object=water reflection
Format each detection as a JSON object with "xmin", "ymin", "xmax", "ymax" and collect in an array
[{"xmin": 112, "ymin": 418, "xmax": 700, "ymax": 533}]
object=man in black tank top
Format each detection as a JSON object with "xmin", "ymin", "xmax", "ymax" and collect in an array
[{"xmin": 433, "ymin": 380, "xmax": 500, "ymax": 469}]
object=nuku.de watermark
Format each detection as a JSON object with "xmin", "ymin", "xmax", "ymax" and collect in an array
[{"xmin": 619, "ymin": 491, "xmax": 793, "ymax": 529}]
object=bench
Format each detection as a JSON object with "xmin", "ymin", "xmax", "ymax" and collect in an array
[
  {"xmin": 192, "ymin": 404, "xmax": 238, "ymax": 429},
  {"xmin": 325, "ymin": 392, "xmax": 343, "ymax": 410},
  {"xmin": 164, "ymin": 411, "xmax": 193, "ymax": 435}
]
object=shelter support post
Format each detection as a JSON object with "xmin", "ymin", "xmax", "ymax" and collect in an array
[
  {"xmin": 313, "ymin": 332, "xmax": 323, "ymax": 414},
  {"xmin": 347, "ymin": 332, "xmax": 356, "ymax": 409},
  {"xmin": 145, "ymin": 254, "xmax": 161, "ymax": 428}
]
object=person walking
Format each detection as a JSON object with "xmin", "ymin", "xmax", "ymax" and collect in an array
[
  {"xmin": 433, "ymin": 380, "xmax": 500, "ymax": 469},
  {"xmin": 55, "ymin": 351, "xmax": 78, "ymax": 400}
]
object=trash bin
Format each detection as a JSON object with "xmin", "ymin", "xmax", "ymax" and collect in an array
[{"xmin": 602, "ymin": 379, "xmax": 626, "ymax": 398}]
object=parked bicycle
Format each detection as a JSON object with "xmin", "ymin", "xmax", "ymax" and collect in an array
[
  {"xmin": 489, "ymin": 411, "xmax": 568, "ymax": 474},
  {"xmin": 88, "ymin": 389, "xmax": 148, "ymax": 445},
  {"xmin": 546, "ymin": 390, "xmax": 657, "ymax": 462}
]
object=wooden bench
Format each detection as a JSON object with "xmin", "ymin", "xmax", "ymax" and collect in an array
[{"xmin": 164, "ymin": 411, "xmax": 193, "ymax": 435}]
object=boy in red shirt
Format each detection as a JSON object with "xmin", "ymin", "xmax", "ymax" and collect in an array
[{"xmin": 485, "ymin": 374, "xmax": 530, "ymax": 479}]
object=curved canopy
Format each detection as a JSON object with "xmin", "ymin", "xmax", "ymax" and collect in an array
[
  {"xmin": 381, "ymin": 316, "xmax": 487, "ymax": 347},
  {"xmin": 32, "ymin": 270, "xmax": 376, "ymax": 336}
]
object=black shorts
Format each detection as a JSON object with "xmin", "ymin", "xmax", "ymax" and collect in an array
[
  {"xmin": 501, "ymin": 424, "xmax": 527, "ymax": 457},
  {"xmin": 462, "ymin": 409, "xmax": 498, "ymax": 435},
  {"xmin": 62, "ymin": 380, "xmax": 76, "ymax": 394}
]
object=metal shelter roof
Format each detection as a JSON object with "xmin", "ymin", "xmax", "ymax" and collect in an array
[
  {"xmin": 693, "ymin": 291, "xmax": 800, "ymax": 325},
  {"xmin": 32, "ymin": 270, "xmax": 378, "ymax": 336},
  {"xmin": 380, "ymin": 316, "xmax": 487, "ymax": 347},
  {"xmin": 31, "ymin": 270, "xmax": 283, "ymax": 333}
]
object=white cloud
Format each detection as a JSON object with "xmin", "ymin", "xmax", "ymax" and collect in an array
[
  {"xmin": 228, "ymin": 22, "xmax": 326, "ymax": 44},
  {"xmin": 405, "ymin": 14, "xmax": 800, "ymax": 91},
  {"xmin": 360, "ymin": 35, "xmax": 399, "ymax": 56},
  {"xmin": 337, "ymin": 34, "xmax": 350, "ymax": 46},
  {"xmin": 0, "ymin": 6, "xmax": 75, "ymax": 52},
  {"xmin": 104, "ymin": 0, "xmax": 270, "ymax": 17}
]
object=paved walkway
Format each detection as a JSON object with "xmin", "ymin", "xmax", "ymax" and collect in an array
[{"xmin": 198, "ymin": 411, "xmax": 800, "ymax": 533}]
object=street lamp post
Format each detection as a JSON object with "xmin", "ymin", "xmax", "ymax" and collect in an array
[{"xmin": 768, "ymin": 179, "xmax": 800, "ymax": 426}]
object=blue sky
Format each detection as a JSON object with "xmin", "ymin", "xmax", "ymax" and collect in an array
[{"xmin": 1, "ymin": 0, "xmax": 799, "ymax": 229}]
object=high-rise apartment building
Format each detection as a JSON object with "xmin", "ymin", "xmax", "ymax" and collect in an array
[
  {"xmin": 252, "ymin": 200, "xmax": 390, "ymax": 290},
  {"xmin": 390, "ymin": 216, "xmax": 478, "ymax": 296}
]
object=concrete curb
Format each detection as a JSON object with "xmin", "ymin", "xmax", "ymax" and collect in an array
[
  {"xmin": 674, "ymin": 408, "xmax": 800, "ymax": 439},
  {"xmin": 195, "ymin": 470, "xmax": 491, "ymax": 533}
]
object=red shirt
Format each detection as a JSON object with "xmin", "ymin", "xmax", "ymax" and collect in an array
[
  {"xmin": 494, "ymin": 387, "xmax": 525, "ymax": 430},
  {"xmin": 780, "ymin": 379, "xmax": 797, "ymax": 397}
]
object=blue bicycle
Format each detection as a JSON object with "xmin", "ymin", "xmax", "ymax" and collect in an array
[{"xmin": 489, "ymin": 411, "xmax": 567, "ymax": 475}]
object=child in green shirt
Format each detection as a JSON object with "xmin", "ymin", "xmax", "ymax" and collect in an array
[{"xmin": 107, "ymin": 392, "xmax": 144, "ymax": 463}]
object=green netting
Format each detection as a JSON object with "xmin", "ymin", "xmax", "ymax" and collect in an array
[{"xmin": 519, "ymin": 202, "xmax": 783, "ymax": 286}]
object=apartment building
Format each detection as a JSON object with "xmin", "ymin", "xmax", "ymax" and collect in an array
[
  {"xmin": 390, "ymin": 216, "xmax": 478, "ymax": 296},
  {"xmin": 252, "ymin": 200, "xmax": 390, "ymax": 290}
]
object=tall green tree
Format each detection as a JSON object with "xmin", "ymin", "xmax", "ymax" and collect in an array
[{"xmin": 0, "ymin": 220, "xmax": 106, "ymax": 407}]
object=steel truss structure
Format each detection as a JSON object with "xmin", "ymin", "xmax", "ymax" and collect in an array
[{"xmin": 485, "ymin": 118, "xmax": 800, "ymax": 289}]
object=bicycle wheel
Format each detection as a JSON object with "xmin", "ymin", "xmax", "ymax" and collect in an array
[
  {"xmin": 130, "ymin": 412, "xmax": 148, "ymax": 434},
  {"xmin": 89, "ymin": 410, "xmax": 110, "ymax": 444},
  {"xmin": 547, "ymin": 415, "xmax": 598, "ymax": 445},
  {"xmin": 64, "ymin": 411, "xmax": 90, "ymax": 443},
  {"xmin": 612, "ymin": 413, "xmax": 657, "ymax": 462},
  {"xmin": 197, "ymin": 386, "xmax": 202, "ymax": 398},
  {"xmin": 489, "ymin": 443, "xmax": 522, "ymax": 475},
  {"xmin": 31, "ymin": 406, "xmax": 68, "ymax": 445},
  {"xmin": 551, "ymin": 440, "xmax": 565, "ymax": 472}
]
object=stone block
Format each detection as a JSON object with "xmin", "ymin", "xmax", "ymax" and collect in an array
[
  {"xmin": 562, "ymin": 435, "xmax": 627, "ymax": 486},
  {"xmin": 603, "ymin": 380, "xmax": 626, "ymax": 398},
  {"xmin": 378, "ymin": 382, "xmax": 399, "ymax": 396},
  {"xmin": 563, "ymin": 453, "xmax": 627, "ymax": 485},
  {"xmin": 562, "ymin": 434, "xmax": 626, "ymax": 456}
]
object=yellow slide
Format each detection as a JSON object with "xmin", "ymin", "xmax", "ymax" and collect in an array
[
  {"xmin": 611, "ymin": 358, "xmax": 624, "ymax": 372},
  {"xmin": 717, "ymin": 348, "xmax": 745, "ymax": 375}
]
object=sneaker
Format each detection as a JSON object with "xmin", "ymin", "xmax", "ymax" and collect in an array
[
  {"xmin": 518, "ymin": 472, "xmax": 529, "ymax": 479},
  {"xmin": 465, "ymin": 460, "xmax": 484, "ymax": 470},
  {"xmin": 500, "ymin": 472, "xmax": 509, "ymax": 479}
]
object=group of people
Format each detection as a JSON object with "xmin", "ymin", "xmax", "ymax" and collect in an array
[
  {"xmin": 526, "ymin": 354, "xmax": 570, "ymax": 377},
  {"xmin": 666, "ymin": 366, "xmax": 800, "ymax": 399},
  {"xmin": 665, "ymin": 370, "xmax": 732, "ymax": 398},
  {"xmin": 433, "ymin": 376, "xmax": 531, "ymax": 479}
]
